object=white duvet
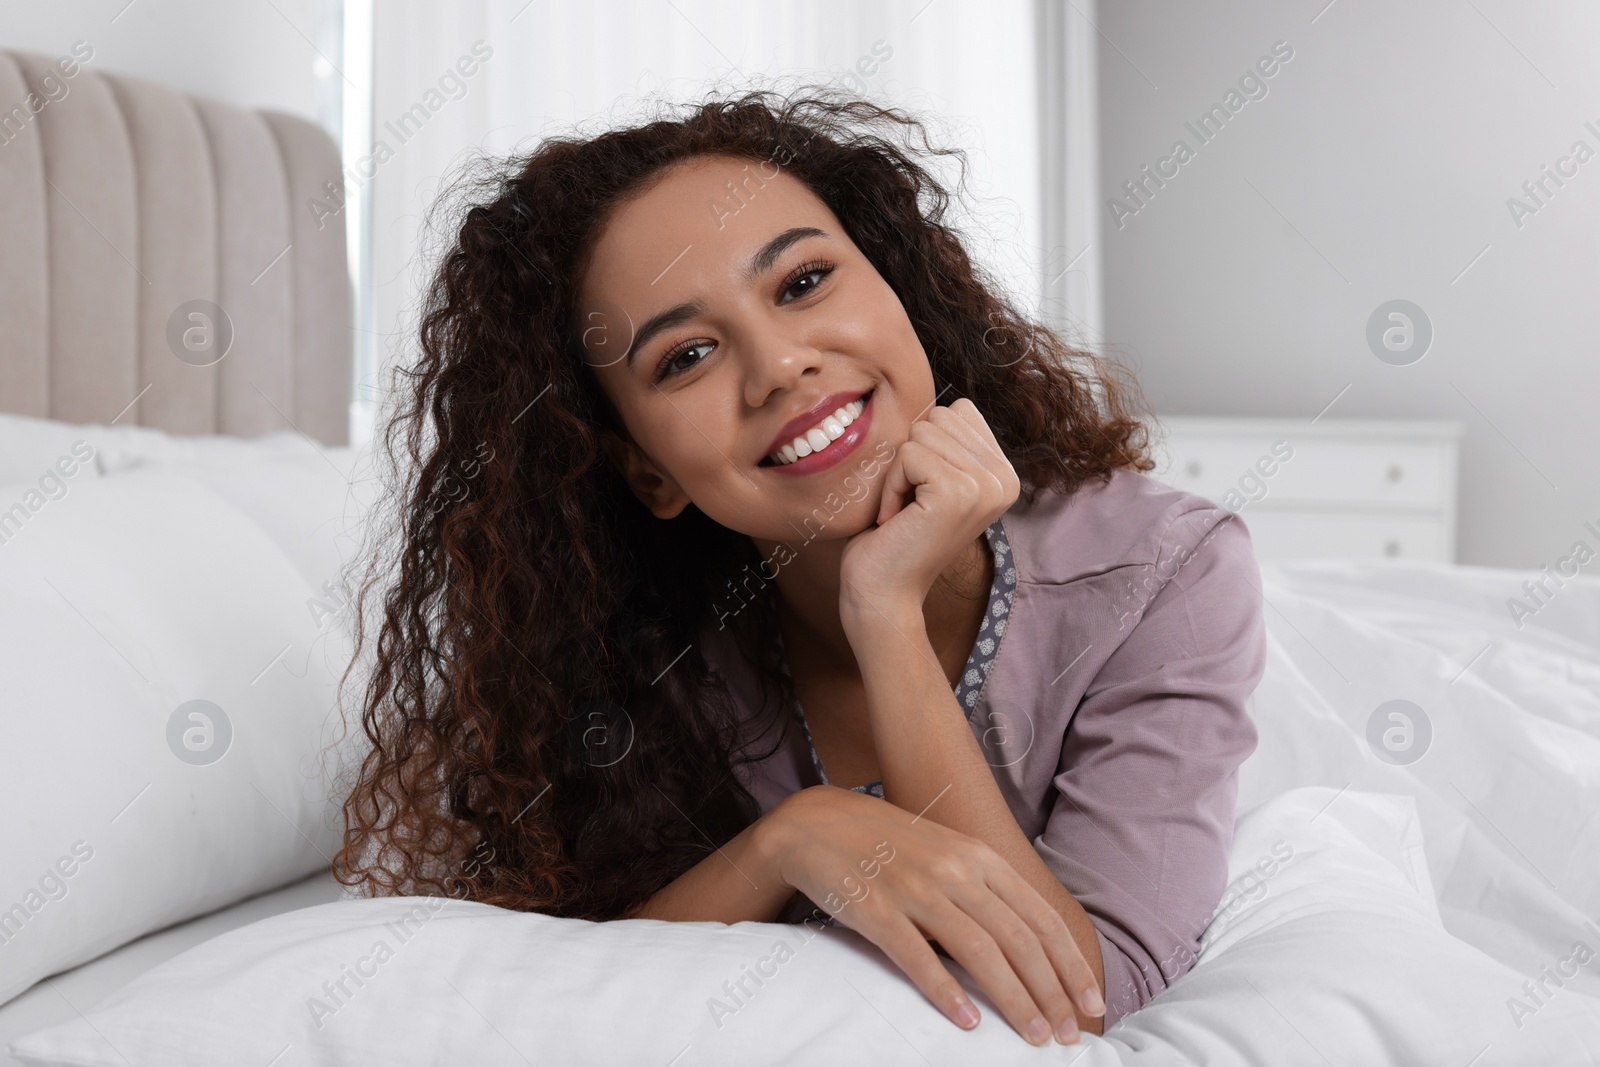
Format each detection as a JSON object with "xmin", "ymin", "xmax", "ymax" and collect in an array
[{"xmin": 11, "ymin": 555, "xmax": 1600, "ymax": 1064}]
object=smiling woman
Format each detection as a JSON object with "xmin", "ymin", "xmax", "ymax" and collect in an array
[{"xmin": 334, "ymin": 86, "xmax": 1264, "ymax": 1049}]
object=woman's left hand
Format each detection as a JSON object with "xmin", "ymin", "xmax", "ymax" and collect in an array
[{"xmin": 839, "ymin": 397, "xmax": 1021, "ymax": 625}]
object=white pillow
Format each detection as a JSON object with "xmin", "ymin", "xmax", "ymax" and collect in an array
[
  {"xmin": 147, "ymin": 448, "xmax": 374, "ymax": 593},
  {"xmin": 14, "ymin": 787, "xmax": 1599, "ymax": 1066},
  {"xmin": 92, "ymin": 427, "xmax": 315, "ymax": 473},
  {"xmin": 0, "ymin": 412, "xmax": 315, "ymax": 481},
  {"xmin": 0, "ymin": 414, "xmax": 105, "ymax": 484},
  {"xmin": 0, "ymin": 469, "xmax": 361, "ymax": 1010},
  {"xmin": 0, "ymin": 412, "xmax": 378, "ymax": 596}
]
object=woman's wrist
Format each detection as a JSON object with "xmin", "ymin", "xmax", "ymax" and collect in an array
[
  {"xmin": 760, "ymin": 785, "xmax": 843, "ymax": 890},
  {"xmin": 757, "ymin": 790, "xmax": 808, "ymax": 891},
  {"xmin": 840, "ymin": 590, "xmax": 927, "ymax": 649},
  {"xmin": 627, "ymin": 799, "xmax": 812, "ymax": 924}
]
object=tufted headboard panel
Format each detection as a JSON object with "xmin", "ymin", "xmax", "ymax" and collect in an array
[{"xmin": 0, "ymin": 48, "xmax": 351, "ymax": 445}]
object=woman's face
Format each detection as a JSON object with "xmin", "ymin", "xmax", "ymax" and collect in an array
[{"xmin": 576, "ymin": 153, "xmax": 935, "ymax": 544}]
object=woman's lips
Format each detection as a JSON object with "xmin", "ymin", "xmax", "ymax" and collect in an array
[
  {"xmin": 759, "ymin": 389, "xmax": 874, "ymax": 476},
  {"xmin": 761, "ymin": 387, "xmax": 873, "ymax": 458}
]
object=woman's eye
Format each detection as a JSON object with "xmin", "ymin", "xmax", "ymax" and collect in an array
[
  {"xmin": 779, "ymin": 264, "xmax": 833, "ymax": 305},
  {"xmin": 657, "ymin": 341, "xmax": 713, "ymax": 379}
]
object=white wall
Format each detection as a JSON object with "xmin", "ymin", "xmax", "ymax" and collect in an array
[
  {"xmin": 1097, "ymin": 0, "xmax": 1600, "ymax": 569},
  {"xmin": 0, "ymin": 0, "xmax": 336, "ymax": 126}
]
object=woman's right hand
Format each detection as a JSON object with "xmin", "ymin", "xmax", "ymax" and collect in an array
[{"xmin": 765, "ymin": 784, "xmax": 1099, "ymax": 1046}]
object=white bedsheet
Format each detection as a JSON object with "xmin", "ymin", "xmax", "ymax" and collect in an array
[
  {"xmin": 0, "ymin": 871, "xmax": 344, "ymax": 1067},
  {"xmin": 1242, "ymin": 558, "xmax": 1600, "ymax": 1003}
]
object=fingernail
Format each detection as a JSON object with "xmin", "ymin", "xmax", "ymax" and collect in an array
[
  {"xmin": 1084, "ymin": 987, "xmax": 1106, "ymax": 1016},
  {"xmin": 955, "ymin": 1001, "xmax": 980, "ymax": 1029},
  {"xmin": 1056, "ymin": 1019, "xmax": 1081, "ymax": 1044},
  {"xmin": 1026, "ymin": 1017, "xmax": 1050, "ymax": 1044}
]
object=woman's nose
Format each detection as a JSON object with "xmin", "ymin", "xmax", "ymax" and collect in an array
[{"xmin": 741, "ymin": 331, "xmax": 824, "ymax": 407}]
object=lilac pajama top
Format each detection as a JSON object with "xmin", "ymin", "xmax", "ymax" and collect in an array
[{"xmin": 696, "ymin": 468, "xmax": 1268, "ymax": 1028}]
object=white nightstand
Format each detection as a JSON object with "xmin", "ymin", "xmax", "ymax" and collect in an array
[{"xmin": 1148, "ymin": 417, "xmax": 1465, "ymax": 563}]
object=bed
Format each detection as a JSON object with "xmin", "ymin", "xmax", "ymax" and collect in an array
[
  {"xmin": 0, "ymin": 871, "xmax": 343, "ymax": 1065},
  {"xmin": 3, "ymin": 47, "xmax": 1599, "ymax": 1067},
  {"xmin": 0, "ymin": 43, "xmax": 355, "ymax": 1064}
]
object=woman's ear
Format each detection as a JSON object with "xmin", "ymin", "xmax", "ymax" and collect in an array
[{"xmin": 600, "ymin": 433, "xmax": 690, "ymax": 520}]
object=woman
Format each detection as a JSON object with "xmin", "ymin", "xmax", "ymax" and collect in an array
[{"xmin": 333, "ymin": 88, "xmax": 1266, "ymax": 1049}]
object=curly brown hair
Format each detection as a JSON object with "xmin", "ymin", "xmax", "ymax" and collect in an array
[{"xmin": 330, "ymin": 85, "xmax": 1155, "ymax": 920}]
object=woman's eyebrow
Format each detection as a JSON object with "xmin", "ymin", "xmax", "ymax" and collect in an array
[
  {"xmin": 742, "ymin": 225, "xmax": 827, "ymax": 283},
  {"xmin": 623, "ymin": 225, "xmax": 829, "ymax": 368},
  {"xmin": 624, "ymin": 302, "xmax": 705, "ymax": 368}
]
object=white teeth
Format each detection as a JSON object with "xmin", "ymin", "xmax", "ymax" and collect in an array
[{"xmin": 767, "ymin": 396, "xmax": 866, "ymax": 466}]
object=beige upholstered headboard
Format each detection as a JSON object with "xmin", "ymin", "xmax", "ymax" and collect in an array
[{"xmin": 0, "ymin": 49, "xmax": 351, "ymax": 445}]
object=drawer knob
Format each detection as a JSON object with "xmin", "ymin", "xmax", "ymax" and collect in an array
[
  {"xmin": 1386, "ymin": 464, "xmax": 1403, "ymax": 483},
  {"xmin": 1384, "ymin": 539, "xmax": 1402, "ymax": 557},
  {"xmin": 1185, "ymin": 461, "xmax": 1203, "ymax": 478}
]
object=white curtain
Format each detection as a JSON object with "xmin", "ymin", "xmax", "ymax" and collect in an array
[{"xmin": 356, "ymin": 0, "xmax": 1100, "ymax": 432}]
